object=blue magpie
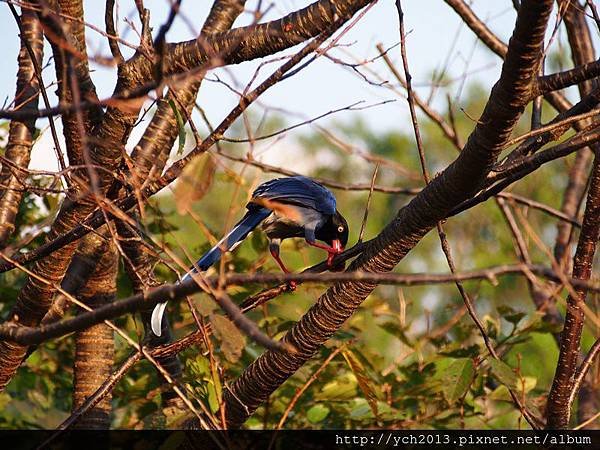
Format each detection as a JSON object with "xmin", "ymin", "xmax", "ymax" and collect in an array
[{"xmin": 150, "ymin": 175, "xmax": 349, "ymax": 336}]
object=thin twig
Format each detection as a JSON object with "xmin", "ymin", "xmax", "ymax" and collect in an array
[
  {"xmin": 275, "ymin": 345, "xmax": 346, "ymax": 429},
  {"xmin": 358, "ymin": 164, "xmax": 379, "ymax": 243}
]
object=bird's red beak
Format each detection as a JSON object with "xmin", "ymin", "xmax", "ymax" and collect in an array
[
  {"xmin": 327, "ymin": 239, "xmax": 343, "ymax": 266},
  {"xmin": 332, "ymin": 239, "xmax": 343, "ymax": 253}
]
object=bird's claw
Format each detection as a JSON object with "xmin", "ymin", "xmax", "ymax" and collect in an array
[
  {"xmin": 287, "ymin": 280, "xmax": 297, "ymax": 291},
  {"xmin": 327, "ymin": 252, "xmax": 335, "ymax": 267},
  {"xmin": 326, "ymin": 248, "xmax": 343, "ymax": 267}
]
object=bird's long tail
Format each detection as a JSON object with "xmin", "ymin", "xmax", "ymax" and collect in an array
[{"xmin": 150, "ymin": 207, "xmax": 272, "ymax": 336}]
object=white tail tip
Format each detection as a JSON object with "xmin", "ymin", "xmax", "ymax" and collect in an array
[{"xmin": 150, "ymin": 302, "xmax": 168, "ymax": 336}]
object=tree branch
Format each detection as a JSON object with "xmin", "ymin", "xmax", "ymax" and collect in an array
[
  {"xmin": 1, "ymin": 264, "xmax": 599, "ymax": 347},
  {"xmin": 71, "ymin": 235, "xmax": 117, "ymax": 429},
  {"xmin": 130, "ymin": 0, "xmax": 247, "ymax": 183},
  {"xmin": 0, "ymin": 7, "xmax": 43, "ymax": 246},
  {"xmin": 547, "ymin": 154, "xmax": 600, "ymax": 429},
  {"xmin": 163, "ymin": 0, "xmax": 375, "ymax": 77},
  {"xmin": 37, "ymin": 0, "xmax": 103, "ymax": 167}
]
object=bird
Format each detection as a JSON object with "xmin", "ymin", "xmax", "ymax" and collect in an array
[{"xmin": 150, "ymin": 175, "xmax": 349, "ymax": 336}]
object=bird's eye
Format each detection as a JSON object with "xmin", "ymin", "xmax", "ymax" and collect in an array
[{"xmin": 337, "ymin": 226, "xmax": 344, "ymax": 233}]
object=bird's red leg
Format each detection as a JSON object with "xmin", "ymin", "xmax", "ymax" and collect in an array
[{"xmin": 270, "ymin": 249, "xmax": 297, "ymax": 290}]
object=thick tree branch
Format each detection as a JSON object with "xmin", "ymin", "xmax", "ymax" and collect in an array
[
  {"xmin": 104, "ymin": 0, "xmax": 124, "ymax": 65},
  {"xmin": 71, "ymin": 235, "xmax": 117, "ymax": 430},
  {"xmin": 546, "ymin": 2, "xmax": 600, "ymax": 428},
  {"xmin": 444, "ymin": 0, "xmax": 507, "ymax": 57},
  {"xmin": 130, "ymin": 0, "xmax": 246, "ymax": 182},
  {"xmin": 552, "ymin": 0, "xmax": 597, "ymax": 270},
  {"xmin": 40, "ymin": 233, "xmax": 110, "ymax": 326},
  {"xmin": 537, "ymin": 60, "xmax": 600, "ymax": 96},
  {"xmin": 163, "ymin": 0, "xmax": 374, "ymax": 77},
  {"xmin": 0, "ymin": 8, "xmax": 43, "ymax": 247},
  {"xmin": 36, "ymin": 0, "xmax": 103, "ymax": 167},
  {"xmin": 0, "ymin": 0, "xmax": 163, "ymax": 390}
]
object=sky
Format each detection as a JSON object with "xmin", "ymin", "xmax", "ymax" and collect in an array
[{"xmin": 0, "ymin": 1, "xmax": 548, "ymax": 172}]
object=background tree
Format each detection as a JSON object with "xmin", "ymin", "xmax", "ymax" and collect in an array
[{"xmin": 0, "ymin": 0, "xmax": 598, "ymax": 432}]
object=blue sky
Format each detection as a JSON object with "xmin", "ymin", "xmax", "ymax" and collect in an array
[{"xmin": 0, "ymin": 1, "xmax": 539, "ymax": 170}]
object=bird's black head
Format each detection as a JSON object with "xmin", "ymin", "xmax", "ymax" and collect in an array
[{"xmin": 316, "ymin": 210, "xmax": 349, "ymax": 252}]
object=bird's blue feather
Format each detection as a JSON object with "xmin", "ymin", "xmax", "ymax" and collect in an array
[
  {"xmin": 184, "ymin": 206, "xmax": 272, "ymax": 278},
  {"xmin": 150, "ymin": 207, "xmax": 272, "ymax": 336},
  {"xmin": 251, "ymin": 176, "xmax": 336, "ymax": 215}
]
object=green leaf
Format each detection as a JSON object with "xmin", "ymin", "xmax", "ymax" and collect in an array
[
  {"xmin": 379, "ymin": 321, "xmax": 413, "ymax": 347},
  {"xmin": 439, "ymin": 344, "xmax": 480, "ymax": 358},
  {"xmin": 306, "ymin": 404, "xmax": 330, "ymax": 423},
  {"xmin": 208, "ymin": 361, "xmax": 223, "ymax": 412},
  {"xmin": 441, "ymin": 358, "xmax": 475, "ymax": 404},
  {"xmin": 42, "ymin": 194, "xmax": 59, "ymax": 212},
  {"xmin": 174, "ymin": 153, "xmax": 216, "ymax": 214},
  {"xmin": 186, "ymin": 355, "xmax": 210, "ymax": 378},
  {"xmin": 524, "ymin": 313, "xmax": 563, "ymax": 334},
  {"xmin": 497, "ymin": 305, "xmax": 526, "ymax": 325},
  {"xmin": 318, "ymin": 372, "xmax": 357, "ymax": 400},
  {"xmin": 489, "ymin": 377, "xmax": 537, "ymax": 401},
  {"xmin": 489, "ymin": 359, "xmax": 518, "ymax": 389},
  {"xmin": 126, "ymin": 374, "xmax": 152, "ymax": 395},
  {"xmin": 483, "ymin": 315, "xmax": 500, "ymax": 339},
  {"xmin": 374, "ymin": 401, "xmax": 403, "ymax": 421},
  {"xmin": 349, "ymin": 399, "xmax": 374, "ymax": 420},
  {"xmin": 210, "ymin": 314, "xmax": 246, "ymax": 363},
  {"xmin": 168, "ymin": 99, "xmax": 186, "ymax": 155},
  {"xmin": 251, "ymin": 228, "xmax": 268, "ymax": 253},
  {"xmin": 342, "ymin": 349, "xmax": 379, "ymax": 417}
]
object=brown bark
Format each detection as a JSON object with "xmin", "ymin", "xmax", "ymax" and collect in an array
[
  {"xmin": 547, "ymin": 154, "xmax": 600, "ymax": 429},
  {"xmin": 444, "ymin": 0, "xmax": 507, "ymax": 57},
  {"xmin": 20, "ymin": 233, "xmax": 110, "ymax": 362},
  {"xmin": 548, "ymin": 2, "xmax": 600, "ymax": 427},
  {"xmin": 38, "ymin": 0, "xmax": 103, "ymax": 167},
  {"xmin": 554, "ymin": 0, "xmax": 597, "ymax": 270},
  {"xmin": 0, "ymin": 1, "xmax": 151, "ymax": 390},
  {"xmin": 165, "ymin": 0, "xmax": 373, "ymax": 75},
  {"xmin": 41, "ymin": 233, "xmax": 112, "ymax": 326},
  {"xmin": 131, "ymin": 0, "xmax": 246, "ymax": 180},
  {"xmin": 0, "ymin": 9, "xmax": 43, "ymax": 246},
  {"xmin": 221, "ymin": 0, "xmax": 554, "ymax": 427},
  {"xmin": 72, "ymin": 235, "xmax": 117, "ymax": 429}
]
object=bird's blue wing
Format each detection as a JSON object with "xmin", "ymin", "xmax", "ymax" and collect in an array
[
  {"xmin": 150, "ymin": 206, "xmax": 272, "ymax": 337},
  {"xmin": 251, "ymin": 176, "xmax": 336, "ymax": 215}
]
